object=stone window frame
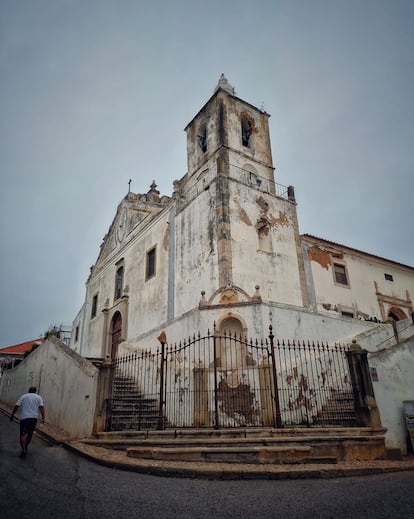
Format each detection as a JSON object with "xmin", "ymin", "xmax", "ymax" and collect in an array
[
  {"xmin": 114, "ymin": 259, "xmax": 125, "ymax": 301},
  {"xmin": 197, "ymin": 123, "xmax": 207, "ymax": 153},
  {"xmin": 256, "ymin": 217, "xmax": 273, "ymax": 254},
  {"xmin": 145, "ymin": 246, "xmax": 157, "ymax": 281},
  {"xmin": 91, "ymin": 293, "xmax": 98, "ymax": 319},
  {"xmin": 240, "ymin": 114, "xmax": 254, "ymax": 148},
  {"xmin": 332, "ymin": 261, "xmax": 350, "ymax": 288}
]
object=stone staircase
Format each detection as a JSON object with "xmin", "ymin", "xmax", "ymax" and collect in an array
[
  {"xmin": 85, "ymin": 426, "xmax": 387, "ymax": 465},
  {"xmin": 312, "ymin": 389, "xmax": 357, "ymax": 427},
  {"xmin": 109, "ymin": 376, "xmax": 160, "ymax": 431}
]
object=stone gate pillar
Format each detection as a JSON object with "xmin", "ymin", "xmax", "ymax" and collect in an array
[
  {"xmin": 346, "ymin": 341, "xmax": 381, "ymax": 427},
  {"xmin": 193, "ymin": 362, "xmax": 209, "ymax": 427},
  {"xmin": 92, "ymin": 359, "xmax": 113, "ymax": 433},
  {"xmin": 258, "ymin": 357, "xmax": 276, "ymax": 427}
]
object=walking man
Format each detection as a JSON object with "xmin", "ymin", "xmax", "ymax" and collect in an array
[{"xmin": 10, "ymin": 386, "xmax": 45, "ymax": 457}]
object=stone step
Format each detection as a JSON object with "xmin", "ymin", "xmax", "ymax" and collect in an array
[
  {"xmin": 87, "ymin": 426, "xmax": 386, "ymax": 462},
  {"xmin": 126, "ymin": 445, "xmax": 325, "ymax": 464},
  {"xmin": 111, "ymin": 400, "xmax": 158, "ymax": 408},
  {"xmin": 86, "ymin": 432, "xmax": 382, "ymax": 453},
  {"xmin": 95, "ymin": 426, "xmax": 386, "ymax": 441},
  {"xmin": 111, "ymin": 406, "xmax": 158, "ymax": 415},
  {"xmin": 110, "ymin": 417, "xmax": 159, "ymax": 425}
]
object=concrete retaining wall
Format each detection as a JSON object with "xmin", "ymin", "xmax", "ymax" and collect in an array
[
  {"xmin": 0, "ymin": 336, "xmax": 99, "ymax": 439},
  {"xmin": 369, "ymin": 336, "xmax": 414, "ymax": 455}
]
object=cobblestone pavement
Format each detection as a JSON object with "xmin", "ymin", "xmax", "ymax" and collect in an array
[{"xmin": 4, "ymin": 407, "xmax": 414, "ymax": 480}]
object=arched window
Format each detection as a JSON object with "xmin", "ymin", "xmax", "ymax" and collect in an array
[
  {"xmin": 197, "ymin": 124, "xmax": 207, "ymax": 153},
  {"xmin": 241, "ymin": 116, "xmax": 253, "ymax": 147}
]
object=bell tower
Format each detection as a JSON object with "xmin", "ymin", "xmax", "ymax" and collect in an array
[
  {"xmin": 182, "ymin": 76, "xmax": 277, "ymax": 289},
  {"xmin": 184, "ymin": 74, "xmax": 275, "ymax": 189}
]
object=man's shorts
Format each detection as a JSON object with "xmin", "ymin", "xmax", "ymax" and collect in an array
[{"xmin": 20, "ymin": 418, "xmax": 37, "ymax": 436}]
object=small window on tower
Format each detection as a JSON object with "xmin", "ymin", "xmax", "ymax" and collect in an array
[
  {"xmin": 241, "ymin": 116, "xmax": 253, "ymax": 147},
  {"xmin": 197, "ymin": 125, "xmax": 207, "ymax": 153},
  {"xmin": 146, "ymin": 247, "xmax": 156, "ymax": 280},
  {"xmin": 384, "ymin": 273, "xmax": 394, "ymax": 282}
]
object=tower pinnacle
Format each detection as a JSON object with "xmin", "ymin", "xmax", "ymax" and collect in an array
[{"xmin": 214, "ymin": 74, "xmax": 235, "ymax": 95}]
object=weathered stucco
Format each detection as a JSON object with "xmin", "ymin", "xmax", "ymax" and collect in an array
[
  {"xmin": 369, "ymin": 335, "xmax": 414, "ymax": 454},
  {"xmin": 0, "ymin": 336, "xmax": 98, "ymax": 438},
  {"xmin": 302, "ymin": 236, "xmax": 414, "ymax": 322}
]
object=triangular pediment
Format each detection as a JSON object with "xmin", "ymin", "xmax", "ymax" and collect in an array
[{"xmin": 92, "ymin": 187, "xmax": 171, "ymax": 272}]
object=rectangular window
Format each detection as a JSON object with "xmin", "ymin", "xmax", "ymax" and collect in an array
[
  {"xmin": 75, "ymin": 325, "xmax": 79, "ymax": 342},
  {"xmin": 333, "ymin": 263, "xmax": 349, "ymax": 286},
  {"xmin": 115, "ymin": 266, "xmax": 124, "ymax": 300},
  {"xmin": 384, "ymin": 273, "xmax": 394, "ymax": 282},
  {"xmin": 91, "ymin": 294, "xmax": 98, "ymax": 318},
  {"xmin": 146, "ymin": 247, "xmax": 156, "ymax": 280}
]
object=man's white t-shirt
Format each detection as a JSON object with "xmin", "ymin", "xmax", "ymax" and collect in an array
[{"xmin": 16, "ymin": 393, "xmax": 44, "ymax": 420}]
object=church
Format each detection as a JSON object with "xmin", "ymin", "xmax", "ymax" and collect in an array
[
  {"xmin": 70, "ymin": 75, "xmax": 413, "ymax": 362},
  {"xmin": 1, "ymin": 75, "xmax": 413, "ymax": 454}
]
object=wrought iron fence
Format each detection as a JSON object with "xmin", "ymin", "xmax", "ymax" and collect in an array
[{"xmin": 107, "ymin": 325, "xmax": 356, "ymax": 431}]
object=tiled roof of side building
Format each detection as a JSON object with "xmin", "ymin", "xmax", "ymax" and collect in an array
[{"xmin": 0, "ymin": 338, "xmax": 44, "ymax": 354}]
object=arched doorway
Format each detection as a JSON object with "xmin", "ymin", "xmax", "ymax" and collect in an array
[
  {"xmin": 387, "ymin": 307, "xmax": 407, "ymax": 322},
  {"xmin": 110, "ymin": 312, "xmax": 123, "ymax": 359}
]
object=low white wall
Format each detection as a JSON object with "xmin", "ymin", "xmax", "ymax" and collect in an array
[
  {"xmin": 120, "ymin": 302, "xmax": 382, "ymax": 355},
  {"xmin": 369, "ymin": 337, "xmax": 414, "ymax": 455},
  {"xmin": 0, "ymin": 336, "xmax": 99, "ymax": 439}
]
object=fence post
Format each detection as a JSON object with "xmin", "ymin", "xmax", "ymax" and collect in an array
[
  {"xmin": 213, "ymin": 324, "xmax": 220, "ymax": 429},
  {"xmin": 269, "ymin": 325, "xmax": 282, "ymax": 428},
  {"xmin": 346, "ymin": 340, "xmax": 381, "ymax": 427},
  {"xmin": 157, "ymin": 333, "xmax": 167, "ymax": 430}
]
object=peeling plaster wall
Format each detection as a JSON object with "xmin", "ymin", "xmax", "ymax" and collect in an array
[
  {"xmin": 126, "ymin": 213, "xmax": 170, "ymax": 336},
  {"xmin": 120, "ymin": 299, "xmax": 380, "ymax": 356},
  {"xmin": 302, "ymin": 238, "xmax": 414, "ymax": 321},
  {"xmin": 369, "ymin": 338, "xmax": 414, "ymax": 454},
  {"xmin": 230, "ymin": 181, "xmax": 303, "ymax": 306},
  {"xmin": 0, "ymin": 337, "xmax": 98, "ymax": 438},
  {"xmin": 81, "ymin": 203, "xmax": 171, "ymax": 359},
  {"xmin": 174, "ymin": 186, "xmax": 219, "ymax": 317}
]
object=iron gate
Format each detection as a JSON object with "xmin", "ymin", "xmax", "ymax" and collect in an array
[{"xmin": 107, "ymin": 325, "xmax": 356, "ymax": 431}]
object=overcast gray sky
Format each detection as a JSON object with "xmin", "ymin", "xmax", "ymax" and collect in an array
[{"xmin": 1, "ymin": 0, "xmax": 413, "ymax": 347}]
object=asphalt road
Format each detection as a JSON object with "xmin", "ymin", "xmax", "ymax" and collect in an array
[{"xmin": 1, "ymin": 413, "xmax": 413, "ymax": 519}]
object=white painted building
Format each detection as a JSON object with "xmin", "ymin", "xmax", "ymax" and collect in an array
[
  {"xmin": 70, "ymin": 76, "xmax": 414, "ymax": 360},
  {"xmin": 302, "ymin": 234, "xmax": 414, "ymax": 323}
]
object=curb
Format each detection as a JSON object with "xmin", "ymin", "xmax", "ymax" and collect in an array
[{"xmin": 60, "ymin": 441, "xmax": 414, "ymax": 481}]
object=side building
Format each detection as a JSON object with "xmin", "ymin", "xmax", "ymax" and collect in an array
[{"xmin": 302, "ymin": 234, "xmax": 413, "ymax": 323}]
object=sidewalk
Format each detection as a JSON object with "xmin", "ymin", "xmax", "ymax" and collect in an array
[{"xmin": 4, "ymin": 408, "xmax": 414, "ymax": 480}]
